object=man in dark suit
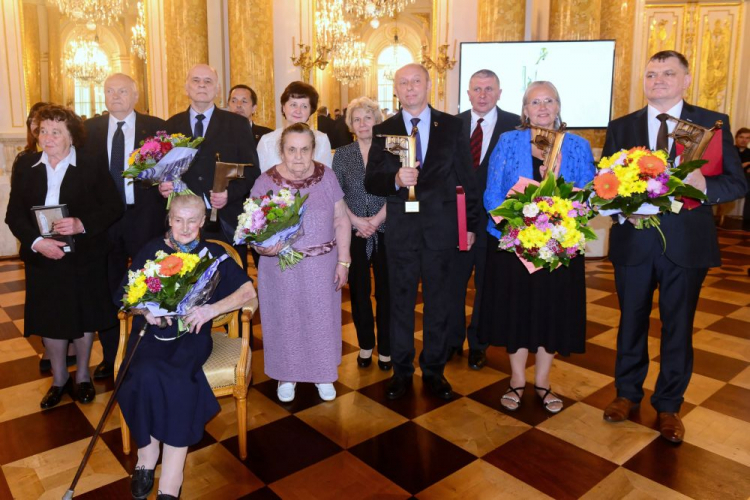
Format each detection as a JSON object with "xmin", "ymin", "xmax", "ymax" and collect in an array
[
  {"xmin": 227, "ymin": 84, "xmax": 273, "ymax": 143},
  {"xmin": 450, "ymin": 69, "xmax": 519, "ymax": 370},
  {"xmin": 83, "ymin": 73, "xmax": 167, "ymax": 379},
  {"xmin": 332, "ymin": 108, "xmax": 354, "ymax": 149},
  {"xmin": 160, "ymin": 64, "xmax": 259, "ymax": 267},
  {"xmin": 316, "ymin": 106, "xmax": 337, "ymax": 146},
  {"xmin": 602, "ymin": 51, "xmax": 747, "ymax": 443},
  {"xmin": 365, "ymin": 63, "xmax": 481, "ymax": 401}
]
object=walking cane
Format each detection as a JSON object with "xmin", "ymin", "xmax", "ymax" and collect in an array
[{"xmin": 62, "ymin": 320, "xmax": 151, "ymax": 500}]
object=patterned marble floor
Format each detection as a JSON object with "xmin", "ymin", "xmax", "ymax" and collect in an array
[{"xmin": 0, "ymin": 229, "xmax": 748, "ymax": 499}]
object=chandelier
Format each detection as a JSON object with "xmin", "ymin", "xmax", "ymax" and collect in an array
[
  {"xmin": 383, "ymin": 33, "xmax": 402, "ymax": 81},
  {"xmin": 344, "ymin": 0, "xmax": 415, "ymax": 25},
  {"xmin": 316, "ymin": 0, "xmax": 350, "ymax": 53},
  {"xmin": 51, "ymin": 0, "xmax": 124, "ymax": 25},
  {"xmin": 64, "ymin": 36, "xmax": 111, "ymax": 84},
  {"xmin": 131, "ymin": 1, "xmax": 147, "ymax": 60},
  {"xmin": 332, "ymin": 35, "xmax": 371, "ymax": 86}
]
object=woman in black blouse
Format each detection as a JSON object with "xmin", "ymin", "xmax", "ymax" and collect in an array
[{"xmin": 332, "ymin": 97, "xmax": 391, "ymax": 370}]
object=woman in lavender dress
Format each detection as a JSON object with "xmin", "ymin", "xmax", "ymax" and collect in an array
[{"xmin": 253, "ymin": 123, "xmax": 351, "ymax": 402}]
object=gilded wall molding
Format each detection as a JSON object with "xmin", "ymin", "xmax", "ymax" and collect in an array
[
  {"xmin": 477, "ymin": 0, "xmax": 525, "ymax": 42},
  {"xmin": 164, "ymin": 0, "xmax": 208, "ymax": 117},
  {"xmin": 228, "ymin": 0, "xmax": 275, "ymax": 128}
]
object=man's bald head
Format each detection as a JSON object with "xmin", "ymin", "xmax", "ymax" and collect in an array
[
  {"xmin": 185, "ymin": 64, "xmax": 220, "ymax": 112},
  {"xmin": 104, "ymin": 73, "xmax": 139, "ymax": 119},
  {"xmin": 394, "ymin": 63, "xmax": 432, "ymax": 115}
]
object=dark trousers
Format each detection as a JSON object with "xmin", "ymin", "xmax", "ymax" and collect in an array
[
  {"xmin": 613, "ymin": 253, "xmax": 707, "ymax": 413},
  {"xmin": 386, "ymin": 244, "xmax": 456, "ymax": 378},
  {"xmin": 349, "ymin": 231, "xmax": 389, "ymax": 355},
  {"xmin": 447, "ymin": 243, "xmax": 488, "ymax": 351}
]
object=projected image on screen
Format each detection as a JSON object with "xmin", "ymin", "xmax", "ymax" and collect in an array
[{"xmin": 458, "ymin": 41, "xmax": 616, "ymax": 129}]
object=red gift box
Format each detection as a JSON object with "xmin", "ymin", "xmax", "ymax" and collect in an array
[
  {"xmin": 679, "ymin": 129, "xmax": 723, "ymax": 209},
  {"xmin": 456, "ymin": 186, "xmax": 468, "ymax": 251}
]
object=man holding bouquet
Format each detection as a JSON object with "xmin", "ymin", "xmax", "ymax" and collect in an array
[
  {"xmin": 602, "ymin": 50, "xmax": 746, "ymax": 443},
  {"xmin": 161, "ymin": 64, "xmax": 259, "ymax": 268}
]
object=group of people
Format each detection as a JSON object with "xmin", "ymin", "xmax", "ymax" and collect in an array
[{"xmin": 6, "ymin": 49, "xmax": 747, "ymax": 499}]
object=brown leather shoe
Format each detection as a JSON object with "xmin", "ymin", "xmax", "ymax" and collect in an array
[
  {"xmin": 658, "ymin": 412, "xmax": 684, "ymax": 443},
  {"xmin": 603, "ymin": 397, "xmax": 639, "ymax": 422}
]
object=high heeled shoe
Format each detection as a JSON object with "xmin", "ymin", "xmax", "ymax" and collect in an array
[{"xmin": 40, "ymin": 377, "xmax": 75, "ymax": 409}]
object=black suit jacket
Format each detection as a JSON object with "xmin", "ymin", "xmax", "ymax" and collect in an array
[
  {"xmin": 166, "ymin": 107, "xmax": 260, "ymax": 229},
  {"xmin": 456, "ymin": 106, "xmax": 520, "ymax": 247},
  {"xmin": 251, "ymin": 122, "xmax": 273, "ymax": 144},
  {"xmin": 603, "ymin": 103, "xmax": 747, "ymax": 268},
  {"xmin": 83, "ymin": 112, "xmax": 168, "ymax": 244},
  {"xmin": 365, "ymin": 107, "xmax": 480, "ymax": 251},
  {"xmin": 6, "ymin": 151, "xmax": 124, "ymax": 264},
  {"xmin": 317, "ymin": 114, "xmax": 337, "ymax": 145}
]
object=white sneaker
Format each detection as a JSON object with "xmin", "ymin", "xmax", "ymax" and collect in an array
[
  {"xmin": 277, "ymin": 381, "xmax": 296, "ymax": 402},
  {"xmin": 315, "ymin": 383, "xmax": 336, "ymax": 401}
]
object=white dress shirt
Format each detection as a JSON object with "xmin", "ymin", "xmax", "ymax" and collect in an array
[
  {"xmin": 647, "ymin": 100, "xmax": 683, "ymax": 153},
  {"xmin": 257, "ymin": 127, "xmax": 333, "ymax": 173},
  {"xmin": 31, "ymin": 147, "xmax": 78, "ymax": 250},
  {"xmin": 470, "ymin": 106, "xmax": 498, "ymax": 165},
  {"xmin": 190, "ymin": 105, "xmax": 215, "ymax": 137},
  {"xmin": 401, "ymin": 106, "xmax": 431, "ymax": 164},
  {"xmin": 107, "ymin": 112, "xmax": 136, "ymax": 204}
]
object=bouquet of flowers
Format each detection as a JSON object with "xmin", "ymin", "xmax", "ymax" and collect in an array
[
  {"xmin": 233, "ymin": 188, "xmax": 309, "ymax": 271},
  {"xmin": 121, "ymin": 248, "xmax": 228, "ymax": 339},
  {"xmin": 122, "ymin": 131, "xmax": 204, "ymax": 208},
  {"xmin": 588, "ymin": 147, "xmax": 707, "ymax": 245},
  {"xmin": 489, "ymin": 174, "xmax": 596, "ymax": 273}
]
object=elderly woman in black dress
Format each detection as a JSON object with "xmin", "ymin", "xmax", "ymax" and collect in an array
[
  {"xmin": 6, "ymin": 104, "xmax": 123, "ymax": 408},
  {"xmin": 332, "ymin": 97, "xmax": 391, "ymax": 370},
  {"xmin": 117, "ymin": 194, "xmax": 256, "ymax": 500}
]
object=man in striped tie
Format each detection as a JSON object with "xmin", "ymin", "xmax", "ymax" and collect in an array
[{"xmin": 449, "ymin": 69, "xmax": 520, "ymax": 370}]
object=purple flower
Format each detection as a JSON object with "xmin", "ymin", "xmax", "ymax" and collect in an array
[{"xmin": 146, "ymin": 277, "xmax": 162, "ymax": 293}]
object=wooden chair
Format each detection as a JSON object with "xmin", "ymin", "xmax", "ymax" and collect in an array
[{"xmin": 114, "ymin": 240, "xmax": 258, "ymax": 459}]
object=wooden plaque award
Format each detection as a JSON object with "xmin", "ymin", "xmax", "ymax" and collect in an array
[{"xmin": 378, "ymin": 133, "xmax": 419, "ymax": 213}]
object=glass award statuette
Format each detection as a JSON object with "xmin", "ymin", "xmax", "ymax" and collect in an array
[{"xmin": 378, "ymin": 133, "xmax": 420, "ymax": 213}]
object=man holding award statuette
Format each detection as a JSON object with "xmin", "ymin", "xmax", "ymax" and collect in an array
[
  {"xmin": 602, "ymin": 50, "xmax": 747, "ymax": 443},
  {"xmin": 365, "ymin": 63, "xmax": 480, "ymax": 401}
]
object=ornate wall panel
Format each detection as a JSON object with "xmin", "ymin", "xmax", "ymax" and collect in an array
[
  {"xmin": 228, "ymin": 0, "xmax": 275, "ymax": 128},
  {"xmin": 164, "ymin": 0, "xmax": 208, "ymax": 117},
  {"xmin": 20, "ymin": 1, "xmax": 40, "ymax": 107},
  {"xmin": 600, "ymin": 0, "xmax": 637, "ymax": 120},
  {"xmin": 549, "ymin": 0, "xmax": 602, "ymax": 40},
  {"xmin": 477, "ymin": 0, "xmax": 525, "ymax": 42},
  {"xmin": 46, "ymin": 4, "xmax": 62, "ymax": 106}
]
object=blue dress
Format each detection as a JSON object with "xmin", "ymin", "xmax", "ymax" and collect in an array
[
  {"xmin": 116, "ymin": 238, "xmax": 251, "ymax": 448},
  {"xmin": 479, "ymin": 130, "xmax": 595, "ymax": 355}
]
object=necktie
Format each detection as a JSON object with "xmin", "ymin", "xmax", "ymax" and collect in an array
[
  {"xmin": 410, "ymin": 117, "xmax": 422, "ymax": 168},
  {"xmin": 656, "ymin": 113, "xmax": 670, "ymax": 152},
  {"xmin": 110, "ymin": 121, "xmax": 126, "ymax": 202},
  {"xmin": 194, "ymin": 113, "xmax": 205, "ymax": 138},
  {"xmin": 470, "ymin": 117, "xmax": 484, "ymax": 169}
]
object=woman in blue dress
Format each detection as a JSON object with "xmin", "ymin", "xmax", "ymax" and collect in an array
[
  {"xmin": 480, "ymin": 81, "xmax": 595, "ymax": 414},
  {"xmin": 116, "ymin": 194, "xmax": 256, "ymax": 500}
]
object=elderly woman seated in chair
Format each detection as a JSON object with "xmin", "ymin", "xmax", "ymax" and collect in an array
[{"xmin": 116, "ymin": 194, "xmax": 256, "ymax": 500}]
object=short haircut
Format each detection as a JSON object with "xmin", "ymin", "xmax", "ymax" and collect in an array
[
  {"xmin": 735, "ymin": 127, "xmax": 750, "ymax": 138},
  {"xmin": 169, "ymin": 193, "xmax": 206, "ymax": 216},
  {"xmin": 649, "ymin": 50, "xmax": 689, "ymax": 71},
  {"xmin": 25, "ymin": 101, "xmax": 49, "ymax": 153},
  {"xmin": 396, "ymin": 63, "xmax": 431, "ymax": 82},
  {"xmin": 36, "ymin": 104, "xmax": 86, "ymax": 148},
  {"xmin": 279, "ymin": 122, "xmax": 316, "ymax": 156},
  {"xmin": 228, "ymin": 84, "xmax": 257, "ymax": 106},
  {"xmin": 280, "ymin": 81, "xmax": 319, "ymax": 116},
  {"xmin": 470, "ymin": 69, "xmax": 501, "ymax": 88},
  {"xmin": 318, "ymin": 106, "xmax": 328, "ymax": 115},
  {"xmin": 345, "ymin": 97, "xmax": 383, "ymax": 133}
]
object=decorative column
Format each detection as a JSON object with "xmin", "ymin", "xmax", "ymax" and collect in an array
[
  {"xmin": 163, "ymin": 0, "xmax": 208, "ymax": 117},
  {"xmin": 21, "ymin": 0, "xmax": 41, "ymax": 106},
  {"xmin": 46, "ymin": 2, "xmax": 62, "ymax": 106},
  {"xmin": 477, "ymin": 0, "xmax": 525, "ymax": 42},
  {"xmin": 227, "ymin": 0, "xmax": 276, "ymax": 128},
  {"xmin": 600, "ymin": 0, "xmax": 636, "ymax": 120}
]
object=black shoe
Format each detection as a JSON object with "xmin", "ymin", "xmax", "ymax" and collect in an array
[
  {"xmin": 131, "ymin": 465, "xmax": 155, "ymax": 499},
  {"xmin": 378, "ymin": 358, "xmax": 392, "ymax": 371},
  {"xmin": 76, "ymin": 381, "xmax": 96, "ymax": 404},
  {"xmin": 40, "ymin": 377, "xmax": 74, "ymax": 409},
  {"xmin": 356, "ymin": 354, "xmax": 372, "ymax": 368},
  {"xmin": 423, "ymin": 375, "xmax": 454, "ymax": 400},
  {"xmin": 93, "ymin": 360, "xmax": 114, "ymax": 379},
  {"xmin": 156, "ymin": 487, "xmax": 181, "ymax": 500},
  {"xmin": 386, "ymin": 374, "xmax": 412, "ymax": 400},
  {"xmin": 39, "ymin": 355, "xmax": 77, "ymax": 373},
  {"xmin": 446, "ymin": 345, "xmax": 463, "ymax": 362},
  {"xmin": 467, "ymin": 349, "xmax": 487, "ymax": 370}
]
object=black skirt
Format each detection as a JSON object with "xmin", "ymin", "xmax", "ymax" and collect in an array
[{"xmin": 478, "ymin": 236, "xmax": 586, "ymax": 356}]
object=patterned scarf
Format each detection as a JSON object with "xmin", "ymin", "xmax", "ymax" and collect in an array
[{"xmin": 168, "ymin": 229, "xmax": 200, "ymax": 253}]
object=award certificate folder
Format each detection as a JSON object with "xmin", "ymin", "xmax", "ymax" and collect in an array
[
  {"xmin": 31, "ymin": 204, "xmax": 75, "ymax": 253},
  {"xmin": 456, "ymin": 187, "xmax": 468, "ymax": 251}
]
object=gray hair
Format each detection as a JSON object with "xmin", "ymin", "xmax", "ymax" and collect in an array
[
  {"xmin": 470, "ymin": 69, "xmax": 501, "ymax": 88},
  {"xmin": 345, "ymin": 97, "xmax": 383, "ymax": 133},
  {"xmin": 169, "ymin": 194, "xmax": 206, "ymax": 216},
  {"xmin": 519, "ymin": 81, "xmax": 563, "ymax": 130}
]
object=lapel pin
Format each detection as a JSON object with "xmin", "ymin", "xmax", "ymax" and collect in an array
[{"xmin": 434, "ymin": 121, "xmax": 438, "ymax": 127}]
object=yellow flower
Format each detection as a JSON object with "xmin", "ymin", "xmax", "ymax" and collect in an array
[
  {"xmin": 128, "ymin": 150, "xmax": 137, "ymax": 166},
  {"xmin": 518, "ymin": 226, "xmax": 550, "ymax": 249},
  {"xmin": 172, "ymin": 252, "xmax": 201, "ymax": 276},
  {"xmin": 126, "ymin": 275, "xmax": 148, "ymax": 304},
  {"xmin": 561, "ymin": 228, "xmax": 583, "ymax": 248}
]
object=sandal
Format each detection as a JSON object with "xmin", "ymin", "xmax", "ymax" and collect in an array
[
  {"xmin": 534, "ymin": 385, "xmax": 563, "ymax": 414},
  {"xmin": 500, "ymin": 386, "xmax": 524, "ymax": 411}
]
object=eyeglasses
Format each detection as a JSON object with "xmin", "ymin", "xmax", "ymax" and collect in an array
[{"xmin": 527, "ymin": 98, "xmax": 557, "ymax": 108}]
